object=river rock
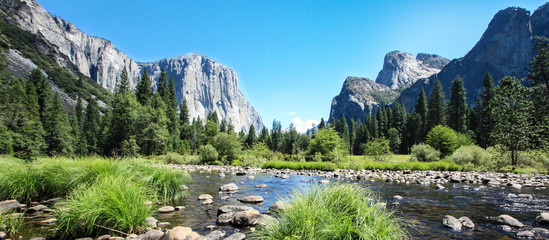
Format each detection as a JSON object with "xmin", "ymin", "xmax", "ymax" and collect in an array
[
  {"xmin": 216, "ymin": 213, "xmax": 234, "ymax": 225},
  {"xmin": 219, "ymin": 183, "xmax": 238, "ymax": 192},
  {"xmin": 393, "ymin": 195, "xmax": 403, "ymax": 200},
  {"xmin": 435, "ymin": 184, "xmax": 445, "ymax": 190},
  {"xmin": 281, "ymin": 175, "xmax": 290, "ymax": 179},
  {"xmin": 29, "ymin": 237, "xmax": 46, "ymax": 240},
  {"xmin": 223, "ymin": 232, "xmax": 245, "ymax": 240},
  {"xmin": 255, "ymin": 184, "xmax": 268, "ymax": 188},
  {"xmin": 536, "ymin": 212, "xmax": 549, "ymax": 225},
  {"xmin": 0, "ymin": 232, "xmax": 6, "ymax": 240},
  {"xmin": 203, "ymin": 230, "xmax": 225, "ymax": 240},
  {"xmin": 158, "ymin": 206, "xmax": 175, "ymax": 213},
  {"xmin": 146, "ymin": 217, "xmax": 158, "ymax": 228},
  {"xmin": 217, "ymin": 205, "xmax": 253, "ymax": 215},
  {"xmin": 233, "ymin": 209, "xmax": 260, "ymax": 226},
  {"xmin": 138, "ymin": 229, "xmax": 164, "ymax": 240},
  {"xmin": 269, "ymin": 201, "xmax": 290, "ymax": 214},
  {"xmin": 496, "ymin": 214, "xmax": 524, "ymax": 228},
  {"xmin": 516, "ymin": 230, "xmax": 535, "ymax": 237},
  {"xmin": 238, "ymin": 196, "xmax": 264, "ymax": 203},
  {"xmin": 501, "ymin": 225, "xmax": 513, "ymax": 232},
  {"xmin": 459, "ymin": 216, "xmax": 475, "ymax": 229},
  {"xmin": 219, "ymin": 172, "xmax": 225, "ymax": 177},
  {"xmin": 28, "ymin": 204, "xmax": 48, "ymax": 212},
  {"xmin": 256, "ymin": 214, "xmax": 277, "ymax": 226},
  {"xmin": 202, "ymin": 199, "xmax": 214, "ymax": 205},
  {"xmin": 161, "ymin": 226, "xmax": 201, "ymax": 240},
  {"xmin": 108, "ymin": 237, "xmax": 124, "ymax": 240},
  {"xmin": 247, "ymin": 176, "xmax": 255, "ymax": 180},
  {"xmin": 97, "ymin": 235, "xmax": 112, "ymax": 240},
  {"xmin": 39, "ymin": 218, "xmax": 57, "ymax": 225},
  {"xmin": 175, "ymin": 206, "xmax": 185, "ymax": 211},
  {"xmin": 533, "ymin": 227, "xmax": 549, "ymax": 234},
  {"xmin": 319, "ymin": 179, "xmax": 330, "ymax": 184},
  {"xmin": 198, "ymin": 194, "xmax": 213, "ymax": 200},
  {"xmin": 0, "ymin": 200, "xmax": 21, "ymax": 214},
  {"xmin": 443, "ymin": 215, "xmax": 462, "ymax": 231},
  {"xmin": 158, "ymin": 222, "xmax": 171, "ymax": 228}
]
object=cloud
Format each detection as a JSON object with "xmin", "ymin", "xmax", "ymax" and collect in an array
[
  {"xmin": 290, "ymin": 117, "xmax": 319, "ymax": 133},
  {"xmin": 288, "ymin": 112, "xmax": 298, "ymax": 115}
]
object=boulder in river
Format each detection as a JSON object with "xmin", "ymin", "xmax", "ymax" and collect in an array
[
  {"xmin": 0, "ymin": 200, "xmax": 21, "ymax": 214},
  {"xmin": 160, "ymin": 226, "xmax": 202, "ymax": 240},
  {"xmin": 443, "ymin": 215, "xmax": 462, "ymax": 231},
  {"xmin": 536, "ymin": 212, "xmax": 549, "ymax": 226},
  {"xmin": 224, "ymin": 232, "xmax": 246, "ymax": 240},
  {"xmin": 198, "ymin": 194, "xmax": 213, "ymax": 200},
  {"xmin": 146, "ymin": 217, "xmax": 158, "ymax": 228},
  {"xmin": 137, "ymin": 229, "xmax": 164, "ymax": 240},
  {"xmin": 219, "ymin": 183, "xmax": 238, "ymax": 192},
  {"xmin": 233, "ymin": 209, "xmax": 260, "ymax": 226},
  {"xmin": 203, "ymin": 230, "xmax": 225, "ymax": 240},
  {"xmin": 516, "ymin": 230, "xmax": 535, "ymax": 238},
  {"xmin": 158, "ymin": 206, "xmax": 175, "ymax": 213},
  {"xmin": 238, "ymin": 196, "xmax": 264, "ymax": 203},
  {"xmin": 459, "ymin": 216, "xmax": 475, "ymax": 229},
  {"xmin": 496, "ymin": 214, "xmax": 524, "ymax": 228},
  {"xmin": 217, "ymin": 205, "xmax": 253, "ymax": 215},
  {"xmin": 269, "ymin": 201, "xmax": 290, "ymax": 214}
]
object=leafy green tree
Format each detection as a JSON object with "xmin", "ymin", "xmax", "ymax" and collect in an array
[
  {"xmin": 362, "ymin": 137, "xmax": 391, "ymax": 162},
  {"xmin": 476, "ymin": 73, "xmax": 495, "ymax": 148},
  {"xmin": 448, "ymin": 75, "xmax": 467, "ymax": 133},
  {"xmin": 426, "ymin": 79, "xmax": 446, "ymax": 131},
  {"xmin": 136, "ymin": 69, "xmax": 152, "ymax": 106},
  {"xmin": 199, "ymin": 144, "xmax": 219, "ymax": 164},
  {"xmin": 44, "ymin": 93, "xmax": 74, "ymax": 155},
  {"xmin": 212, "ymin": 132, "xmax": 242, "ymax": 164},
  {"xmin": 115, "ymin": 67, "xmax": 130, "ymax": 95},
  {"xmin": 307, "ymin": 128, "xmax": 348, "ymax": 158},
  {"xmin": 490, "ymin": 76, "xmax": 535, "ymax": 167},
  {"xmin": 425, "ymin": 125, "xmax": 472, "ymax": 157}
]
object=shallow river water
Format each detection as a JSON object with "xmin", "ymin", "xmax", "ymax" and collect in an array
[{"xmin": 18, "ymin": 171, "xmax": 549, "ymax": 239}]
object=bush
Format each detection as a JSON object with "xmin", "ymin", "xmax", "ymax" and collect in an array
[
  {"xmin": 450, "ymin": 145, "xmax": 493, "ymax": 171},
  {"xmin": 0, "ymin": 210, "xmax": 23, "ymax": 238},
  {"xmin": 262, "ymin": 161, "xmax": 336, "ymax": 171},
  {"xmin": 362, "ymin": 137, "xmax": 392, "ymax": 162},
  {"xmin": 56, "ymin": 175, "xmax": 154, "ymax": 239},
  {"xmin": 411, "ymin": 143, "xmax": 441, "ymax": 162},
  {"xmin": 254, "ymin": 183, "xmax": 408, "ymax": 240},
  {"xmin": 199, "ymin": 144, "xmax": 218, "ymax": 164},
  {"xmin": 425, "ymin": 125, "xmax": 473, "ymax": 157}
]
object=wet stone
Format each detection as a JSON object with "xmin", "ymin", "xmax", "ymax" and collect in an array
[
  {"xmin": 516, "ymin": 230, "xmax": 534, "ymax": 238},
  {"xmin": 496, "ymin": 215, "xmax": 524, "ymax": 228},
  {"xmin": 443, "ymin": 215, "xmax": 462, "ymax": 231},
  {"xmin": 223, "ymin": 232, "xmax": 246, "ymax": 240},
  {"xmin": 219, "ymin": 183, "xmax": 238, "ymax": 192},
  {"xmin": 158, "ymin": 206, "xmax": 175, "ymax": 213}
]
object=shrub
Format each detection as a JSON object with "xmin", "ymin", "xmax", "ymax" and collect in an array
[
  {"xmin": 212, "ymin": 132, "xmax": 242, "ymax": 164},
  {"xmin": 0, "ymin": 211, "xmax": 23, "ymax": 238},
  {"xmin": 425, "ymin": 125, "xmax": 473, "ymax": 157},
  {"xmin": 56, "ymin": 175, "xmax": 154, "ymax": 239},
  {"xmin": 199, "ymin": 144, "xmax": 218, "ymax": 164},
  {"xmin": 450, "ymin": 145, "xmax": 493, "ymax": 171},
  {"xmin": 254, "ymin": 183, "xmax": 408, "ymax": 240},
  {"xmin": 411, "ymin": 143, "xmax": 441, "ymax": 162},
  {"xmin": 262, "ymin": 161, "xmax": 336, "ymax": 171},
  {"xmin": 362, "ymin": 137, "xmax": 392, "ymax": 162}
]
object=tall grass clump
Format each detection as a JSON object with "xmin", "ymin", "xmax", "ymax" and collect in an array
[
  {"xmin": 255, "ymin": 183, "xmax": 409, "ymax": 240},
  {"xmin": 0, "ymin": 157, "xmax": 41, "ymax": 203},
  {"xmin": 0, "ymin": 211, "xmax": 24, "ymax": 238},
  {"xmin": 56, "ymin": 175, "xmax": 155, "ymax": 239}
]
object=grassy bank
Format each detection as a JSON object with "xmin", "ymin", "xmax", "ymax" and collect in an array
[
  {"xmin": 254, "ymin": 183, "xmax": 409, "ymax": 239},
  {"xmin": 0, "ymin": 156, "xmax": 191, "ymax": 238}
]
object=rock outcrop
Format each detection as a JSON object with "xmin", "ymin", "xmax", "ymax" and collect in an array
[
  {"xmin": 399, "ymin": 4, "xmax": 549, "ymax": 111},
  {"xmin": 329, "ymin": 77, "xmax": 398, "ymax": 122},
  {"xmin": 139, "ymin": 54, "xmax": 263, "ymax": 132},
  {"xmin": 375, "ymin": 51, "xmax": 443, "ymax": 89},
  {"xmin": 0, "ymin": 0, "xmax": 262, "ymax": 131}
]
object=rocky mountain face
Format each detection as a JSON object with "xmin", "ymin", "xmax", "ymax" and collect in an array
[
  {"xmin": 399, "ymin": 4, "xmax": 549, "ymax": 111},
  {"xmin": 329, "ymin": 77, "xmax": 398, "ymax": 122},
  {"xmin": 139, "ymin": 54, "xmax": 262, "ymax": 132},
  {"xmin": 0, "ymin": 0, "xmax": 262, "ymax": 132},
  {"xmin": 375, "ymin": 51, "xmax": 443, "ymax": 89}
]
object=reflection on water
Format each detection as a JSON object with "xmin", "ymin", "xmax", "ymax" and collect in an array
[{"xmin": 17, "ymin": 171, "xmax": 549, "ymax": 239}]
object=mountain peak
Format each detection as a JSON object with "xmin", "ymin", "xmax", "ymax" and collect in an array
[{"xmin": 375, "ymin": 50, "xmax": 442, "ymax": 89}]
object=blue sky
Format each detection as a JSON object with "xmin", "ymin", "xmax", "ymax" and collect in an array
[{"xmin": 40, "ymin": 0, "xmax": 546, "ymax": 132}]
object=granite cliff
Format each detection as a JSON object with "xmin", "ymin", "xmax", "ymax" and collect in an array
[{"xmin": 375, "ymin": 51, "xmax": 444, "ymax": 89}]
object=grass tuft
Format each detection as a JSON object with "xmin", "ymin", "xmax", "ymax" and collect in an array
[{"xmin": 255, "ymin": 183, "xmax": 409, "ymax": 240}]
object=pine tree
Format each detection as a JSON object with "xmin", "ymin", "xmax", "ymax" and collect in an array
[
  {"xmin": 44, "ymin": 93, "xmax": 74, "ymax": 155},
  {"xmin": 403, "ymin": 112, "xmax": 422, "ymax": 152},
  {"xmin": 529, "ymin": 36, "xmax": 549, "ymax": 96},
  {"xmin": 84, "ymin": 98, "xmax": 100, "ymax": 154},
  {"xmin": 245, "ymin": 125, "xmax": 257, "ymax": 149},
  {"xmin": 391, "ymin": 102, "xmax": 406, "ymax": 133},
  {"xmin": 353, "ymin": 123, "xmax": 369, "ymax": 155},
  {"xmin": 157, "ymin": 67, "xmax": 168, "ymax": 99},
  {"xmin": 528, "ymin": 37, "xmax": 549, "ymax": 148},
  {"xmin": 136, "ymin": 69, "xmax": 152, "ymax": 105},
  {"xmin": 115, "ymin": 67, "xmax": 130, "ymax": 95},
  {"xmin": 258, "ymin": 126, "xmax": 271, "ymax": 145},
  {"xmin": 448, "ymin": 75, "xmax": 467, "ymax": 133},
  {"xmin": 104, "ymin": 92, "xmax": 140, "ymax": 155},
  {"xmin": 415, "ymin": 88, "xmax": 428, "ymax": 140},
  {"xmin": 426, "ymin": 79, "xmax": 446, "ymax": 131},
  {"xmin": 318, "ymin": 118, "xmax": 326, "ymax": 130},
  {"xmin": 270, "ymin": 120, "xmax": 283, "ymax": 151},
  {"xmin": 476, "ymin": 73, "xmax": 495, "ymax": 148},
  {"xmin": 28, "ymin": 69, "xmax": 52, "ymax": 123}
]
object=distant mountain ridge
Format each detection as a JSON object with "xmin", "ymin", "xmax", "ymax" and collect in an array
[{"xmin": 0, "ymin": 0, "xmax": 262, "ymax": 132}]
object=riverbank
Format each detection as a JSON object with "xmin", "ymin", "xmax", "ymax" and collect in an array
[{"xmin": 173, "ymin": 164, "xmax": 549, "ymax": 188}]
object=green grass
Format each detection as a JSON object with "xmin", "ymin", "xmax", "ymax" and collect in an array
[
  {"xmin": 55, "ymin": 175, "xmax": 154, "ymax": 239},
  {"xmin": 254, "ymin": 183, "xmax": 409, "ymax": 240},
  {"xmin": 0, "ymin": 211, "xmax": 24, "ymax": 238}
]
